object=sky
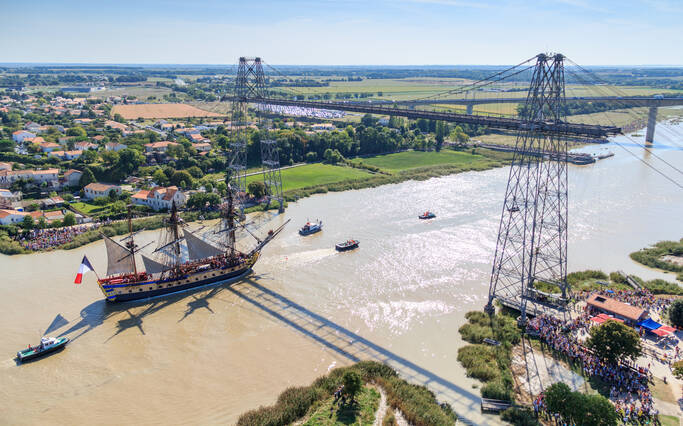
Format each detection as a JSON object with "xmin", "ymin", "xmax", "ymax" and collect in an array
[{"xmin": 1, "ymin": 0, "xmax": 682, "ymax": 66}]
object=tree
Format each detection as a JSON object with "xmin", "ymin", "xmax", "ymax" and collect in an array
[
  {"xmin": 305, "ymin": 151, "xmax": 318, "ymax": 163},
  {"xmin": 669, "ymin": 299, "xmax": 683, "ymax": 328},
  {"xmin": 450, "ymin": 125, "xmax": 469, "ymax": 145},
  {"xmin": 187, "ymin": 166, "xmax": 204, "ymax": 179},
  {"xmin": 544, "ymin": 382, "xmax": 572, "ymax": 421},
  {"xmin": 581, "ymin": 394, "xmax": 618, "ymax": 426},
  {"xmin": 170, "ymin": 170, "xmax": 193, "ymax": 187},
  {"xmin": 37, "ymin": 216, "xmax": 48, "ymax": 229},
  {"xmin": 79, "ymin": 168, "xmax": 96, "ymax": 188},
  {"xmin": 587, "ymin": 320, "xmax": 642, "ymax": 364},
  {"xmin": 22, "ymin": 214, "xmax": 34, "ymax": 229},
  {"xmin": 247, "ymin": 181, "xmax": 266, "ymax": 198},
  {"xmin": 361, "ymin": 113, "xmax": 378, "ymax": 127},
  {"xmin": 67, "ymin": 126, "xmax": 87, "ymax": 138},
  {"xmin": 0, "ymin": 139, "xmax": 13, "ymax": 152},
  {"xmin": 152, "ymin": 168, "xmax": 170, "ymax": 186},
  {"xmin": 341, "ymin": 370, "xmax": 362, "ymax": 403},
  {"xmin": 108, "ymin": 189, "xmax": 118, "ymax": 201},
  {"xmin": 435, "ymin": 121, "xmax": 446, "ymax": 152},
  {"xmin": 63, "ymin": 212, "xmax": 76, "ymax": 227}
]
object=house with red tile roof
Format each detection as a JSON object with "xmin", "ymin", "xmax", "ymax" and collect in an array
[
  {"xmin": 144, "ymin": 141, "xmax": 179, "ymax": 153},
  {"xmin": 84, "ymin": 183, "xmax": 121, "ymax": 200},
  {"xmin": 131, "ymin": 186, "xmax": 186, "ymax": 211}
]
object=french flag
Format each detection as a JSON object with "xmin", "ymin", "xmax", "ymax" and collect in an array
[{"xmin": 74, "ymin": 256, "xmax": 94, "ymax": 284}]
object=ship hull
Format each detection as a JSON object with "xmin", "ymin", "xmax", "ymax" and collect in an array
[{"xmin": 99, "ymin": 253, "xmax": 259, "ymax": 303}]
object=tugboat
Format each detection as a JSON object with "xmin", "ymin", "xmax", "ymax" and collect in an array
[
  {"xmin": 83, "ymin": 188, "xmax": 288, "ymax": 303},
  {"xmin": 17, "ymin": 336, "xmax": 69, "ymax": 362},
  {"xmin": 335, "ymin": 239, "xmax": 359, "ymax": 251},
  {"xmin": 299, "ymin": 219, "xmax": 323, "ymax": 236},
  {"xmin": 419, "ymin": 211, "xmax": 436, "ymax": 220}
]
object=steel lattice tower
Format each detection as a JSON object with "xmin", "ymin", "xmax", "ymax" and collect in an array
[
  {"xmin": 261, "ymin": 139, "xmax": 285, "ymax": 212},
  {"xmin": 485, "ymin": 53, "xmax": 570, "ymax": 324},
  {"xmin": 229, "ymin": 57, "xmax": 266, "ymax": 202}
]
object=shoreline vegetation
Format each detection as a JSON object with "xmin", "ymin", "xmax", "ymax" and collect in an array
[
  {"xmin": 236, "ymin": 361, "xmax": 457, "ymax": 426},
  {"xmin": 0, "ymin": 148, "xmax": 511, "ymax": 256},
  {"xmin": 629, "ymin": 239, "xmax": 683, "ymax": 282},
  {"xmin": 458, "ymin": 269, "xmax": 683, "ymax": 424}
]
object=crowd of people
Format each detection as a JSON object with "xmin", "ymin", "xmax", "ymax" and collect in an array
[
  {"xmin": 17, "ymin": 224, "xmax": 97, "ymax": 251},
  {"xmin": 578, "ymin": 288, "xmax": 674, "ymax": 315},
  {"xmin": 527, "ymin": 313, "xmax": 658, "ymax": 423}
]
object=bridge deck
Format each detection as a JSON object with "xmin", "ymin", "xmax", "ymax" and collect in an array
[{"xmin": 247, "ymin": 97, "xmax": 621, "ymax": 138}]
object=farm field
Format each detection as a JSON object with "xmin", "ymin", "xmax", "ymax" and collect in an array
[
  {"xmin": 112, "ymin": 103, "xmax": 224, "ymax": 119},
  {"xmin": 351, "ymin": 150, "xmax": 489, "ymax": 171},
  {"xmin": 245, "ymin": 163, "xmax": 372, "ymax": 193}
]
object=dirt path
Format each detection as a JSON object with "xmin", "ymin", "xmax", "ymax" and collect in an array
[{"xmin": 371, "ymin": 385, "xmax": 410, "ymax": 426}]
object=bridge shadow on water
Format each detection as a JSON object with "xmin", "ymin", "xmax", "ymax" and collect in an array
[{"xmin": 229, "ymin": 278, "xmax": 492, "ymax": 425}]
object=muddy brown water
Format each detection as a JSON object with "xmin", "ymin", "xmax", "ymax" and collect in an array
[{"xmin": 1, "ymin": 127, "xmax": 682, "ymax": 425}]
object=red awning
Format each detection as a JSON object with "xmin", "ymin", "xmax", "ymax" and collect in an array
[
  {"xmin": 652, "ymin": 328, "xmax": 671, "ymax": 337},
  {"xmin": 659, "ymin": 326, "xmax": 676, "ymax": 333},
  {"xmin": 591, "ymin": 316, "xmax": 606, "ymax": 323},
  {"xmin": 596, "ymin": 313, "xmax": 623, "ymax": 323}
]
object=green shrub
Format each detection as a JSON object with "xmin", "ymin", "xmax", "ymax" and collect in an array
[
  {"xmin": 481, "ymin": 379, "xmax": 513, "ymax": 401},
  {"xmin": 501, "ymin": 407, "xmax": 541, "ymax": 425},
  {"xmin": 642, "ymin": 279, "xmax": 683, "ymax": 295}
]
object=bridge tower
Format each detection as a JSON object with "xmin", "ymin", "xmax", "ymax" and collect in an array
[
  {"xmin": 485, "ymin": 53, "xmax": 570, "ymax": 324},
  {"xmin": 229, "ymin": 57, "xmax": 266, "ymax": 202},
  {"xmin": 261, "ymin": 139, "xmax": 285, "ymax": 212}
]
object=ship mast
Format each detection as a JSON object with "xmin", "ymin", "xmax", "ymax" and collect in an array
[
  {"xmin": 170, "ymin": 201, "xmax": 181, "ymax": 271},
  {"xmin": 125, "ymin": 204, "xmax": 138, "ymax": 276},
  {"xmin": 226, "ymin": 186, "xmax": 236, "ymax": 258}
]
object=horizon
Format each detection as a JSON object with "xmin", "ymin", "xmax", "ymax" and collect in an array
[{"xmin": 2, "ymin": 0, "xmax": 682, "ymax": 66}]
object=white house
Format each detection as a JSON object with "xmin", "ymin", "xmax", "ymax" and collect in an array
[
  {"xmin": 63, "ymin": 169, "xmax": 83, "ymax": 187},
  {"xmin": 84, "ymin": 183, "xmax": 122, "ymax": 200},
  {"xmin": 0, "ymin": 189, "xmax": 21, "ymax": 208},
  {"xmin": 131, "ymin": 186, "xmax": 186, "ymax": 211},
  {"xmin": 12, "ymin": 130, "xmax": 36, "ymax": 143},
  {"xmin": 105, "ymin": 142, "xmax": 127, "ymax": 152},
  {"xmin": 0, "ymin": 168, "xmax": 59, "ymax": 188},
  {"xmin": 0, "ymin": 209, "xmax": 28, "ymax": 225}
]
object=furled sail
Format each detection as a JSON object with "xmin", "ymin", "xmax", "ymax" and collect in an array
[
  {"xmin": 141, "ymin": 254, "xmax": 169, "ymax": 274},
  {"xmin": 184, "ymin": 229, "xmax": 223, "ymax": 261},
  {"xmin": 103, "ymin": 235, "xmax": 136, "ymax": 276}
]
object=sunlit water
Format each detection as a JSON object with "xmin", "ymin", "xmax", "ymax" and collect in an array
[{"xmin": 0, "ymin": 125, "xmax": 681, "ymax": 425}]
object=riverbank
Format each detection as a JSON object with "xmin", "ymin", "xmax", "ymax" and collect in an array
[
  {"xmin": 0, "ymin": 148, "xmax": 509, "ymax": 256},
  {"xmin": 630, "ymin": 239, "xmax": 683, "ymax": 282},
  {"xmin": 282, "ymin": 148, "xmax": 512, "ymax": 201},
  {"xmin": 236, "ymin": 361, "xmax": 457, "ymax": 426},
  {"xmin": 0, "ymin": 201, "xmax": 283, "ymax": 255}
]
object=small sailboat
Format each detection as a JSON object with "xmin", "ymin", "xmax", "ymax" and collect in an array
[{"xmin": 419, "ymin": 211, "xmax": 436, "ymax": 220}]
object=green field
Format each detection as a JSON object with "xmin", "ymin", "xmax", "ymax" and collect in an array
[
  {"xmin": 246, "ymin": 163, "xmax": 372, "ymax": 192},
  {"xmin": 70, "ymin": 201, "xmax": 108, "ymax": 215},
  {"xmin": 352, "ymin": 150, "xmax": 488, "ymax": 171}
]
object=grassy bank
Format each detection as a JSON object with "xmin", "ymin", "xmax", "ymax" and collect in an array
[
  {"xmin": 457, "ymin": 310, "xmax": 521, "ymax": 402},
  {"xmin": 236, "ymin": 361, "xmax": 456, "ymax": 426},
  {"xmin": 534, "ymin": 269, "xmax": 683, "ymax": 296},
  {"xmin": 284, "ymin": 148, "xmax": 510, "ymax": 201},
  {"xmin": 630, "ymin": 239, "xmax": 683, "ymax": 280}
]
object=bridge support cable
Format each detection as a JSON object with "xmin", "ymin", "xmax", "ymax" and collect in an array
[{"xmin": 486, "ymin": 53, "xmax": 572, "ymax": 324}]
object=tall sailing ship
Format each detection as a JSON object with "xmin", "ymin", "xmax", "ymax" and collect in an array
[{"xmin": 92, "ymin": 190, "xmax": 288, "ymax": 302}]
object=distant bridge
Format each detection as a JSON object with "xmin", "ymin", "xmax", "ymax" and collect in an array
[
  {"xmin": 384, "ymin": 96, "xmax": 683, "ymax": 107},
  {"xmin": 246, "ymin": 97, "xmax": 621, "ymax": 138}
]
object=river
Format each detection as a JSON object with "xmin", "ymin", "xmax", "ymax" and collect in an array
[{"xmin": 1, "ymin": 125, "xmax": 681, "ymax": 425}]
